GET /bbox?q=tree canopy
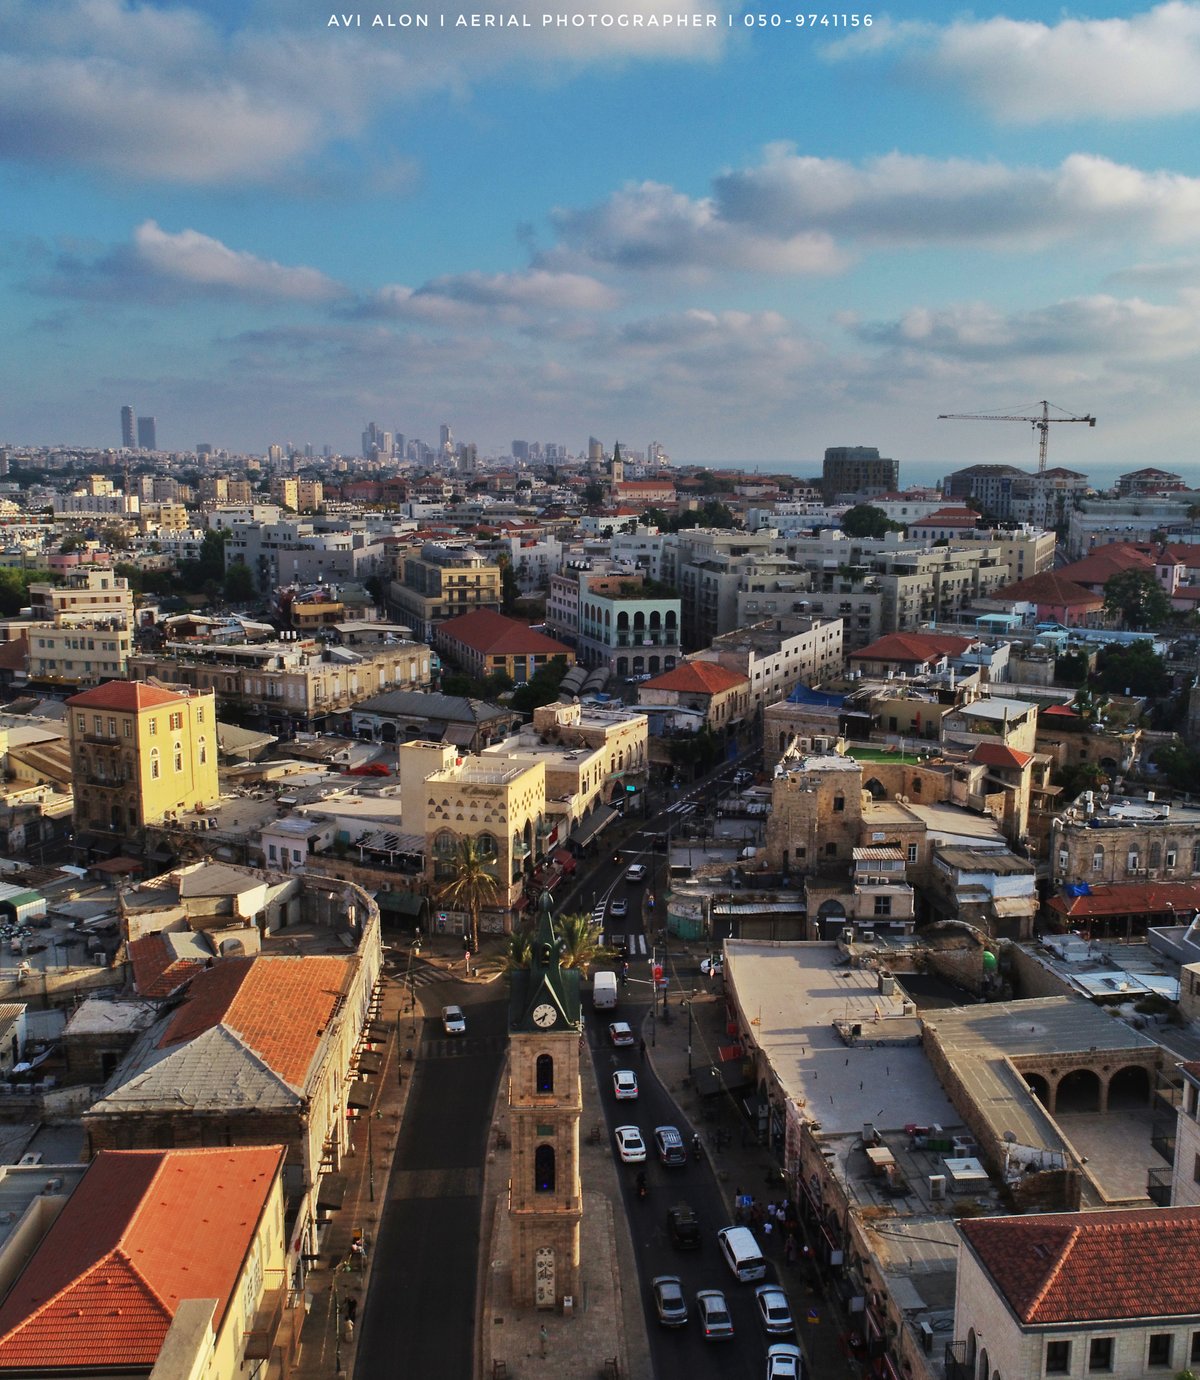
[1103,569,1171,630]
[1092,641,1170,698]
[840,504,905,539]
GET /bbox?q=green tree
[1071,684,1111,723]
[1054,760,1108,803]
[840,504,905,539]
[498,555,521,614]
[503,912,613,977]
[1153,741,1200,792]
[1093,641,1170,697]
[1055,651,1090,687]
[437,837,501,954]
[583,481,606,507]
[1103,569,1171,630]
[0,569,30,617]
[510,654,571,714]
[223,561,256,602]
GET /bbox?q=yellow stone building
[67,680,220,849]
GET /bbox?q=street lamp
[685,989,695,1074]
[406,926,422,1036]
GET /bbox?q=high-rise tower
[137,416,157,451]
[120,406,135,449]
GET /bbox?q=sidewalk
[643,966,856,1380]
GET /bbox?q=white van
[716,1225,767,1282]
[592,971,618,1011]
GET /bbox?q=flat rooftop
[725,941,958,1138]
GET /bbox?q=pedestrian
[639,1038,646,1060]
[785,1233,797,1266]
[539,1324,549,1358]
[345,1296,358,1323]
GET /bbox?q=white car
[625,863,647,883]
[610,897,628,918]
[755,1284,795,1336]
[441,1004,466,1035]
[608,1021,636,1047]
[766,1342,805,1379]
[700,955,724,978]
[614,1125,647,1163]
[613,1069,639,1100]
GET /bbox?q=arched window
[536,1054,554,1093]
[1092,846,1104,873]
[150,748,160,780]
[534,1144,555,1193]
[434,830,458,880]
[1150,842,1162,869]
[476,832,497,860]
[1127,849,1141,874]
[173,745,183,773]
[1193,841,1200,873]
[198,735,207,765]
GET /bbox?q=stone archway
[1025,1072,1050,1107]
[380,721,397,743]
[1107,1063,1152,1110]
[864,777,886,802]
[1056,1067,1102,1113]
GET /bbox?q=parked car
[696,1289,734,1340]
[614,1125,646,1163]
[625,863,647,883]
[766,1343,805,1379]
[755,1284,795,1336]
[613,1069,639,1100]
[610,897,628,918]
[700,954,724,978]
[667,1202,701,1250]
[651,1275,688,1327]
[608,1021,635,1047]
[441,1005,466,1035]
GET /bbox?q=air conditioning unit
[919,1321,934,1353]
[928,1174,946,1201]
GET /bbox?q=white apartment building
[27,614,132,687]
[1068,494,1200,558]
[690,616,844,715]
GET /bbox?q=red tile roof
[990,571,1104,608]
[971,742,1034,771]
[849,632,973,665]
[158,955,351,1087]
[1047,881,1200,919]
[1041,704,1081,718]
[128,933,207,1000]
[641,661,749,695]
[911,507,979,525]
[439,610,574,658]
[960,1208,1200,1323]
[1059,543,1154,588]
[66,681,190,711]
[0,1146,283,1369]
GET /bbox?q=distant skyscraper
[136,416,157,450]
[512,440,529,462]
[439,423,453,455]
[121,405,135,449]
[821,446,898,501]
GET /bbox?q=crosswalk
[385,961,450,989]
[664,800,698,817]
[599,932,648,956]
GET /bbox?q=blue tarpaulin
[786,684,845,707]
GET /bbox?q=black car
[667,1202,701,1250]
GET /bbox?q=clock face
[532,1003,558,1028]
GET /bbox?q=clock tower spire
[507,891,583,1309]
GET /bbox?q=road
[354,977,507,1379]
[589,990,792,1377]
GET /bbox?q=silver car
[651,1275,688,1327]
[755,1283,795,1336]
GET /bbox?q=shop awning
[569,803,618,848]
[375,890,428,920]
[356,1051,383,1074]
[317,1173,348,1211]
[368,1021,391,1042]
[346,1083,374,1110]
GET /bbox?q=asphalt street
[354,978,507,1379]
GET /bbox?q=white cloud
[825,1,1200,123]
[849,294,1200,364]
[547,149,1200,276]
[367,268,619,323]
[132,222,343,302]
[0,0,732,186]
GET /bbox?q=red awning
[718,1043,744,1062]
[554,848,577,874]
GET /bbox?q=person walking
[539,1324,549,1358]
[639,1037,646,1060]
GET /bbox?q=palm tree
[503,911,614,977]
[437,837,501,954]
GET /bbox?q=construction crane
[938,400,1096,474]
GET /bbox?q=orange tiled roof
[849,632,973,664]
[641,661,749,694]
[1047,881,1200,919]
[0,1146,283,1369]
[66,681,189,711]
[438,609,574,658]
[128,933,207,1000]
[960,1208,1200,1323]
[971,742,1034,771]
[158,955,351,1087]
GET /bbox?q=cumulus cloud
[367,268,620,323]
[824,1,1200,123]
[28,221,345,304]
[848,294,1200,364]
[546,149,1200,277]
[0,0,731,186]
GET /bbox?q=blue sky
[3,0,1200,476]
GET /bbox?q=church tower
[507,892,583,1308]
[607,441,624,500]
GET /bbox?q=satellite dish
[1003,1130,1017,1143]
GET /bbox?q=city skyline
[3,0,1200,471]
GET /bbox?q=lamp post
[685,989,695,1074]
[407,927,422,1036]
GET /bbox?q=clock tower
[507,890,583,1309]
